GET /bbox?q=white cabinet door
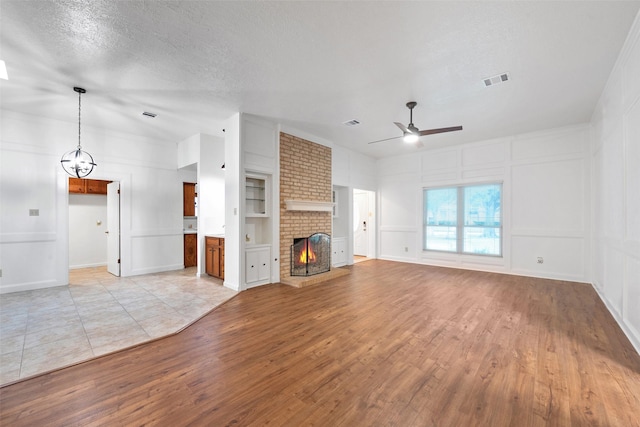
[332,237,347,267]
[246,246,271,287]
[246,250,259,284]
[257,248,270,282]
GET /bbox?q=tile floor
[0,267,237,386]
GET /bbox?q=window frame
[423,182,503,257]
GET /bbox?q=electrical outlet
[29,209,39,216]
[537,257,544,264]
[404,247,409,252]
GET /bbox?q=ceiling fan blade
[418,126,463,136]
[367,135,403,145]
[394,122,409,133]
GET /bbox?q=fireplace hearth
[291,233,331,277]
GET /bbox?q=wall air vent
[343,119,360,126]
[483,72,510,87]
[142,111,157,118]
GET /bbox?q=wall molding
[0,279,59,295]
[0,232,57,243]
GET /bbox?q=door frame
[106,181,121,276]
[66,173,125,278]
[352,188,376,259]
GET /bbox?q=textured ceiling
[1,1,638,158]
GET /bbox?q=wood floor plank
[1,260,639,426]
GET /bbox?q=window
[424,183,502,256]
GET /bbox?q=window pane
[425,188,457,226]
[464,184,501,226]
[463,227,501,255]
[423,183,502,257]
[425,226,457,251]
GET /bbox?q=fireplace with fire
[291,233,331,277]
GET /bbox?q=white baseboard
[69,263,107,270]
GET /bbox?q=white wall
[224,113,242,291]
[68,194,108,269]
[0,111,184,293]
[591,12,640,352]
[377,124,591,282]
[198,134,226,275]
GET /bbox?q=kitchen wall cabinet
[183,182,196,216]
[245,245,270,287]
[206,236,224,279]
[184,234,197,268]
[86,180,108,194]
[68,178,109,195]
[69,178,85,193]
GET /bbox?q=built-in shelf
[246,175,267,216]
[285,200,334,212]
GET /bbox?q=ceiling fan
[368,101,463,147]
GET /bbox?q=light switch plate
[29,209,39,216]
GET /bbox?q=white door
[353,190,368,256]
[106,181,120,276]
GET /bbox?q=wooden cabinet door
[212,246,221,278]
[86,179,108,195]
[205,237,224,279]
[184,234,197,267]
[219,245,225,279]
[69,178,85,193]
[183,183,196,216]
[206,243,214,276]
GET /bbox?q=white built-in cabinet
[244,171,273,288]
[246,245,271,287]
[241,114,279,288]
[332,237,347,267]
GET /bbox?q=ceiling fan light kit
[403,133,419,143]
[368,101,463,146]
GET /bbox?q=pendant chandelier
[60,87,96,178]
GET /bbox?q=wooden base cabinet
[206,236,224,279]
[184,234,197,268]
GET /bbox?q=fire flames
[298,241,317,264]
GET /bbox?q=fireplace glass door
[291,233,331,276]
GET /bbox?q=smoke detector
[483,72,510,87]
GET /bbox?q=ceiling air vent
[483,72,510,87]
[142,111,157,118]
[343,119,360,126]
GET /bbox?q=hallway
[0,267,236,385]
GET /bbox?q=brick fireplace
[279,133,332,282]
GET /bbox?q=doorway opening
[353,188,376,262]
[68,178,120,277]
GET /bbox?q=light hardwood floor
[1,260,638,426]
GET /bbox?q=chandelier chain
[78,90,82,150]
